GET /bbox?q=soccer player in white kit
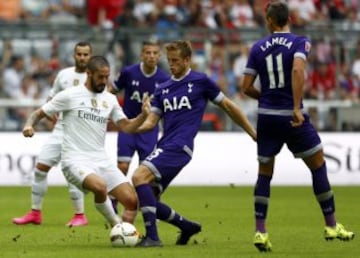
[13,42,92,226]
[21,56,150,227]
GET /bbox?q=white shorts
[37,131,62,167]
[61,157,129,193]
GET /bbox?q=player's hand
[290,109,304,127]
[141,95,151,115]
[22,126,35,137]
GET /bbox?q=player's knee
[91,181,107,197]
[132,166,152,186]
[131,172,143,186]
[124,194,138,210]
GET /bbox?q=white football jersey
[42,85,127,161]
[49,67,87,98]
[48,67,87,139]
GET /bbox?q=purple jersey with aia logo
[151,69,224,154]
[113,63,169,118]
[113,63,169,162]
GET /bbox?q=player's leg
[156,201,201,245]
[133,148,193,247]
[132,164,162,247]
[252,114,283,251]
[62,162,121,227]
[81,174,120,226]
[302,150,355,241]
[108,182,137,223]
[65,183,88,227]
[112,132,135,213]
[253,158,274,252]
[290,115,354,241]
[12,162,51,225]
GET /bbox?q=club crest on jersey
[102,101,108,109]
[73,79,79,86]
[91,98,98,108]
[188,83,193,93]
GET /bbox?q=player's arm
[241,74,260,100]
[218,97,257,141]
[115,96,152,133]
[290,56,306,127]
[136,112,160,133]
[22,108,51,137]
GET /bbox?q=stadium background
[0,0,360,185]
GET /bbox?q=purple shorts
[117,128,158,162]
[142,146,192,192]
[257,113,322,162]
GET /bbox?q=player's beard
[76,60,87,73]
[90,77,106,93]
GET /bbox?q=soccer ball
[110,222,140,247]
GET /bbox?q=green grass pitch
[1,186,358,258]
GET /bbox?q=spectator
[338,64,359,102]
[21,0,50,21]
[2,55,25,99]
[229,0,256,28]
[288,0,317,27]
[2,55,26,129]
[0,0,22,23]
[87,0,125,27]
[48,0,86,24]
[351,40,360,84]
[306,60,336,100]
[155,5,181,41]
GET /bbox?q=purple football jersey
[151,70,224,152]
[113,63,170,118]
[244,32,311,111]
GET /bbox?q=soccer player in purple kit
[241,1,354,252]
[110,41,169,213]
[131,40,257,247]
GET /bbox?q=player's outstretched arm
[115,95,152,133]
[22,108,48,137]
[218,97,257,141]
[136,112,160,133]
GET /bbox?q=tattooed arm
[22,109,50,137]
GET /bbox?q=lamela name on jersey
[260,36,293,51]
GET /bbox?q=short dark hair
[87,56,109,72]
[165,40,192,58]
[74,41,92,53]
[266,1,289,27]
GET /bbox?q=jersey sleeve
[113,68,128,91]
[294,36,311,61]
[42,89,69,117]
[109,95,127,122]
[204,77,224,104]
[244,45,259,76]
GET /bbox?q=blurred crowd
[1,0,360,131]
